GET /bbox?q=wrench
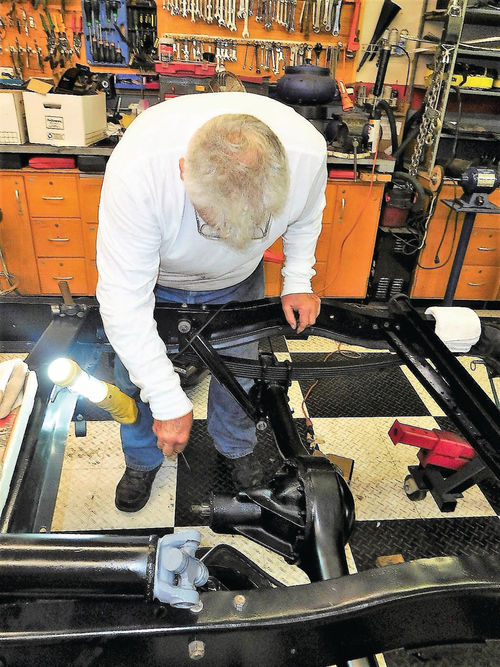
[242,0,250,37]
[332,0,342,36]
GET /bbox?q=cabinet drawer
[32,219,84,257]
[464,229,500,266]
[79,176,103,223]
[25,174,79,217]
[37,258,88,294]
[84,223,98,260]
[455,265,500,301]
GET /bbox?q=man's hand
[281,293,321,334]
[153,411,193,456]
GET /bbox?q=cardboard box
[0,91,27,145]
[25,77,53,95]
[22,91,107,147]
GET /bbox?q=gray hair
[182,114,289,249]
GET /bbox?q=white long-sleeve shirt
[97,92,327,420]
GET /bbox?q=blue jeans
[114,262,265,470]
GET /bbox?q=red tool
[71,12,83,58]
[346,0,362,58]
[336,80,354,111]
[389,420,475,471]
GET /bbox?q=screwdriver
[103,31,111,62]
[110,0,120,21]
[83,0,92,26]
[97,24,105,61]
[109,41,117,63]
[90,24,99,61]
[91,0,100,24]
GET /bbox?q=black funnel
[357,0,401,71]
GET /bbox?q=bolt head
[188,640,205,660]
[178,319,192,334]
[233,594,246,611]
[256,419,267,432]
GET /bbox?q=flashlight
[47,358,138,424]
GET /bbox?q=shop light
[47,358,138,424]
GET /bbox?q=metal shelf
[413,84,500,97]
[457,46,500,60]
[440,131,500,142]
[0,143,115,156]
[448,86,500,97]
[326,154,396,173]
[425,7,500,26]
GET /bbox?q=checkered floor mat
[2,314,500,665]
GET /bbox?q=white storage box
[22,91,107,147]
[0,90,27,145]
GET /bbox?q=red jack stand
[389,420,475,470]
[388,420,487,512]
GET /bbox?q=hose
[391,171,426,213]
[375,99,398,156]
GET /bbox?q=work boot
[230,454,264,490]
[115,464,162,512]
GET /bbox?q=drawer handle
[338,198,346,224]
[477,247,496,251]
[52,275,73,280]
[467,282,486,287]
[15,189,24,216]
[42,196,64,201]
[47,237,70,242]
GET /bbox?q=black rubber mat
[349,516,500,573]
[290,352,430,418]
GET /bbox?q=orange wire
[301,350,335,419]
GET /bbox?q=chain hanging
[408,44,455,178]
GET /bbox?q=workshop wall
[356,0,437,88]
[0,1,364,85]
[0,1,437,92]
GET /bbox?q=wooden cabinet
[24,172,90,296]
[411,184,500,300]
[2,170,385,300]
[0,174,40,294]
[266,180,384,298]
[319,181,384,297]
[0,170,102,296]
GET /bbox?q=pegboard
[0,0,360,84]
[158,0,359,81]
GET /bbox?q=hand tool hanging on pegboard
[71,12,83,58]
[82,0,132,66]
[126,0,157,68]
